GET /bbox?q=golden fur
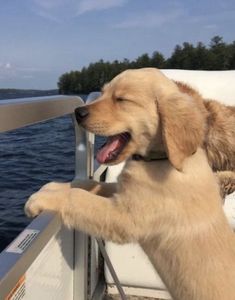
[25,68,235,300]
[175,81,235,172]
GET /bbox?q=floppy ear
[158,93,206,170]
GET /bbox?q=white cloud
[188,9,235,24]
[5,63,12,69]
[0,62,17,80]
[204,24,218,30]
[31,0,77,22]
[17,66,49,73]
[0,62,12,70]
[30,0,129,22]
[0,62,49,81]
[77,0,128,15]
[114,9,185,29]
[22,75,35,79]
[34,9,62,23]
[114,7,235,32]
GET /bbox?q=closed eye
[116,97,126,102]
[116,96,144,108]
[115,95,136,103]
[115,95,141,106]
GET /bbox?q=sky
[0,0,234,89]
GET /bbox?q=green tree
[209,36,230,70]
[228,41,235,69]
[167,42,197,69]
[58,36,235,94]
[151,51,165,68]
[135,53,151,68]
[58,73,72,94]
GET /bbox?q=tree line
[58,36,235,94]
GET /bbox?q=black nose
[75,106,89,124]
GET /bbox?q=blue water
[0,116,76,251]
[0,103,107,252]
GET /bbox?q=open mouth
[96,132,131,164]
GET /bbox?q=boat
[0,70,234,300]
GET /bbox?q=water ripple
[0,116,75,251]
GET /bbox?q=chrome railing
[0,95,99,300]
[0,95,82,133]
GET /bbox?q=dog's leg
[38,180,117,197]
[72,179,117,197]
[216,171,235,199]
[63,189,138,243]
[25,188,137,244]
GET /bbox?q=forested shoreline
[0,89,58,100]
[58,36,235,95]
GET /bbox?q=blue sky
[0,0,234,89]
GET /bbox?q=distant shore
[0,89,59,100]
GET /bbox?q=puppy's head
[75,68,206,168]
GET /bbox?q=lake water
[0,116,76,252]
[0,96,105,252]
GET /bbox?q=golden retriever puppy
[25,68,235,300]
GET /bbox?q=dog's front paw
[25,188,70,218]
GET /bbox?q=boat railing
[0,95,106,300]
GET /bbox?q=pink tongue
[96,136,123,164]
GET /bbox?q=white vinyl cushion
[162,69,235,105]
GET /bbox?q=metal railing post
[72,115,92,300]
